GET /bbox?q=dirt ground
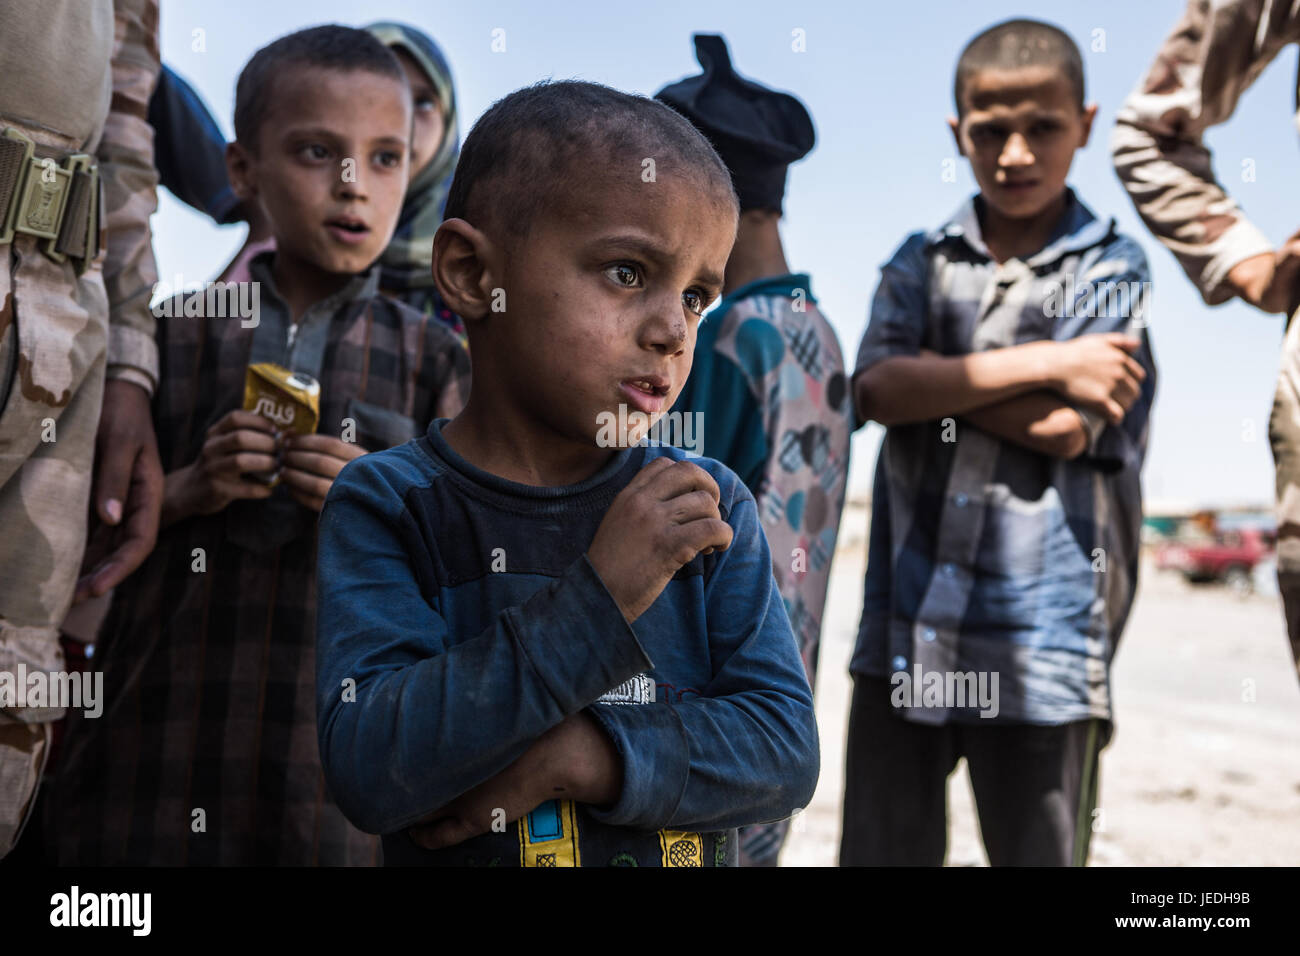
[781,501,1300,866]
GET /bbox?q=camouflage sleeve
[98,0,161,393]
[1111,0,1300,305]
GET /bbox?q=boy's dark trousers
[839,676,1103,867]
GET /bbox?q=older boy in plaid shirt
[842,19,1156,866]
[48,25,467,865]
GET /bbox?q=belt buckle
[43,154,93,268]
[0,128,36,245]
[14,153,72,242]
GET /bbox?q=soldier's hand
[1228,235,1300,315]
[75,380,164,603]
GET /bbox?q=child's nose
[641,296,688,355]
[999,132,1035,168]
[336,160,369,200]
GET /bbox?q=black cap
[655,34,815,213]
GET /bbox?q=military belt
[0,127,100,274]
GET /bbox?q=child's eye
[683,289,707,316]
[376,150,403,168]
[299,143,330,161]
[1030,120,1062,136]
[970,125,1005,145]
[414,96,438,114]
[604,263,643,288]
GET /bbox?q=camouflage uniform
[0,0,160,855]
[1112,0,1300,680]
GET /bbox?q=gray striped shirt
[852,190,1156,727]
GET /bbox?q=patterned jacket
[671,274,852,689]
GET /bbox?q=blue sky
[153,0,1300,507]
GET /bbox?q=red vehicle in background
[1155,528,1276,596]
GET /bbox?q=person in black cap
[657,34,853,867]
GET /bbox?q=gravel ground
[781,503,1300,866]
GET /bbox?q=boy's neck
[270,250,355,323]
[442,399,618,488]
[977,190,1070,265]
[722,209,790,295]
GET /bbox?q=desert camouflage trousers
[0,230,108,857]
[1268,306,1300,685]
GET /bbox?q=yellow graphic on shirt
[658,830,703,867]
[518,799,581,867]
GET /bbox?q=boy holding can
[46,25,468,865]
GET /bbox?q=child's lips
[325,219,371,245]
[620,378,669,415]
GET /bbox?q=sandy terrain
[781,501,1300,866]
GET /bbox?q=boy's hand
[407,712,621,851]
[280,434,366,512]
[1046,333,1146,425]
[1228,235,1300,315]
[586,458,733,623]
[174,410,279,519]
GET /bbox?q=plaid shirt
[852,190,1156,727]
[49,253,469,864]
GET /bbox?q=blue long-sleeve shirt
[315,419,819,866]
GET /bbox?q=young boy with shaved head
[841,19,1156,866]
[315,80,819,867]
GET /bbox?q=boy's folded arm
[856,342,1057,427]
[961,390,1089,459]
[314,460,652,835]
[582,495,820,833]
[854,234,1055,427]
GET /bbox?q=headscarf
[364,22,461,305]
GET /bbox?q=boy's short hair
[954,18,1084,116]
[234,24,407,151]
[443,80,736,241]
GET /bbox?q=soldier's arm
[1111,0,1300,307]
[73,0,164,602]
[99,0,162,393]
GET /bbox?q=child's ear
[433,219,498,321]
[225,141,257,202]
[947,116,966,157]
[1078,103,1099,148]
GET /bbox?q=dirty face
[232,64,412,278]
[470,154,738,454]
[951,65,1094,222]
